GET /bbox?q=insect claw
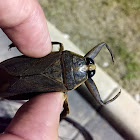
[103,89,121,105]
[8,43,16,50]
[104,43,115,64]
[85,78,121,105]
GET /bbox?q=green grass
[117,46,140,80]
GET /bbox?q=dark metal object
[0,42,120,116]
[62,117,94,140]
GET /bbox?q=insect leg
[85,42,114,63]
[85,78,121,105]
[8,43,16,50]
[60,94,69,118]
[51,42,64,52]
[9,42,64,52]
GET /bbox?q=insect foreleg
[85,42,114,63]
[85,78,121,105]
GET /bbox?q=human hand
[0,0,64,140]
[0,93,65,140]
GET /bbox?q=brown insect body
[0,50,87,100]
[0,42,121,116]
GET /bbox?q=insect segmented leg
[9,43,16,50]
[51,42,64,52]
[60,94,69,118]
[85,78,121,105]
[85,42,114,63]
[9,42,64,52]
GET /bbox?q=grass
[39,0,140,96]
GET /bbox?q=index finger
[0,0,52,58]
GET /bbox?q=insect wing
[0,52,67,99]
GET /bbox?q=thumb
[0,92,65,140]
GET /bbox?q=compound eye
[86,58,95,65]
[88,70,96,78]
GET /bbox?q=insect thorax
[62,51,88,90]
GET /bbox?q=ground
[39,0,140,101]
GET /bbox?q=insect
[0,42,120,116]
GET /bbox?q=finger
[0,92,65,140]
[0,0,52,58]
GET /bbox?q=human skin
[0,0,52,58]
[0,0,64,140]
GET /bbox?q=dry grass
[39,0,140,97]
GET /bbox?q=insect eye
[88,70,96,78]
[86,57,95,65]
